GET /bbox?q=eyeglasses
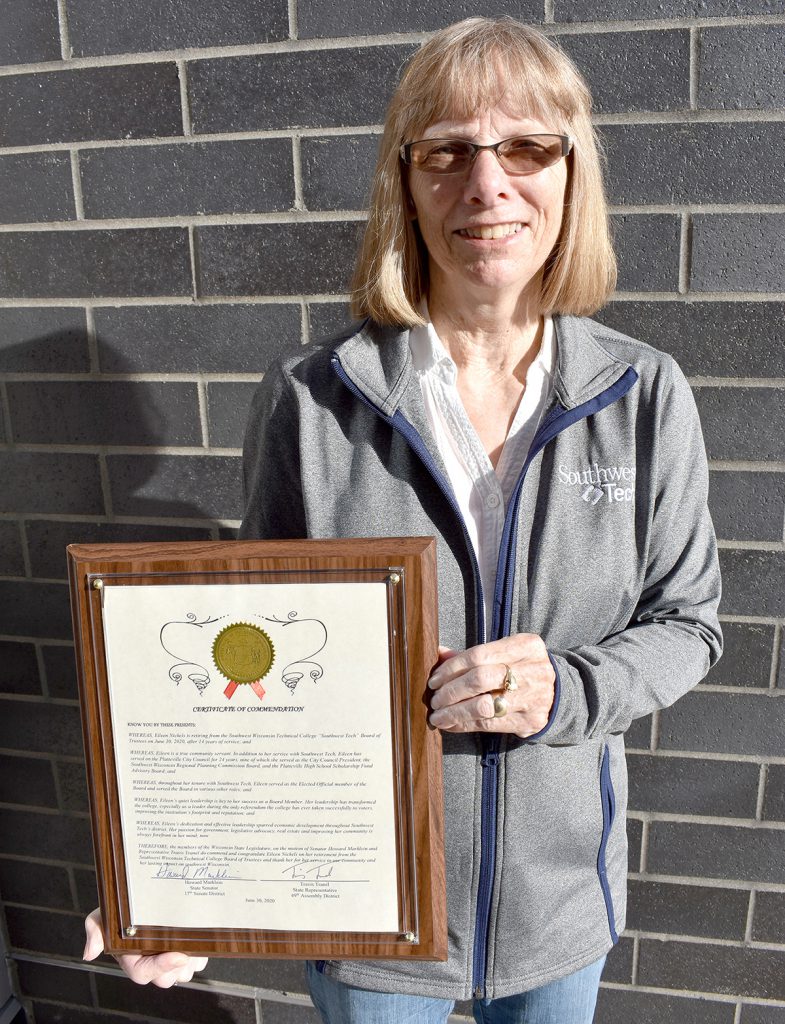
[399,134,573,176]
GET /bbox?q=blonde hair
[351,17,616,326]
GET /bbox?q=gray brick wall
[0,3,783,1022]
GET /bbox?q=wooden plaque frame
[68,538,446,960]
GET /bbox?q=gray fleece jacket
[240,314,722,1000]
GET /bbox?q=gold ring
[492,695,508,718]
[502,665,518,693]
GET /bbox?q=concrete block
[197,221,361,296]
[107,453,243,519]
[0,152,74,223]
[699,25,785,110]
[0,228,191,298]
[67,0,288,57]
[95,303,302,374]
[81,139,294,218]
[8,381,201,445]
[0,308,90,372]
[0,63,182,146]
[692,214,785,293]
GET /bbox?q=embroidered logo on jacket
[559,463,636,505]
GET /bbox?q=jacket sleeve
[238,362,308,541]
[537,357,723,746]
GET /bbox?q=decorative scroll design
[264,611,327,695]
[159,612,220,696]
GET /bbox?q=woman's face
[406,106,569,309]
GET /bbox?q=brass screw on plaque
[125,926,137,937]
[403,932,416,943]
[387,573,401,585]
[92,579,103,591]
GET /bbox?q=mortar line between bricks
[711,462,785,473]
[188,225,199,299]
[544,0,554,23]
[628,929,785,953]
[66,865,81,915]
[3,110,785,160]
[0,381,14,444]
[1,291,783,309]
[0,690,77,705]
[0,126,387,157]
[771,623,782,687]
[626,747,785,763]
[55,0,71,61]
[6,442,243,456]
[2,13,785,75]
[33,640,49,697]
[288,0,298,39]
[177,60,192,136]
[7,205,785,234]
[0,635,73,648]
[69,151,85,220]
[85,306,99,372]
[599,981,740,1004]
[745,889,758,943]
[689,26,700,110]
[733,1004,742,1024]
[0,513,243,529]
[678,212,690,294]
[631,935,640,985]
[17,520,32,579]
[98,454,113,516]
[0,209,369,232]
[650,709,661,751]
[87,969,99,1011]
[0,293,350,308]
[756,764,768,820]
[695,682,785,693]
[197,380,210,447]
[300,299,310,344]
[292,134,305,211]
[629,811,785,830]
[12,990,221,1024]
[639,820,649,873]
[1,370,266,381]
[50,757,65,811]
[716,539,785,552]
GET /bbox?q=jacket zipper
[332,352,637,998]
[330,355,486,644]
[471,367,639,997]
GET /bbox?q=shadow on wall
[0,325,255,1013]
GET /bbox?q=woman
[85,17,722,1022]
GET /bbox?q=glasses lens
[498,135,565,174]
[409,140,473,174]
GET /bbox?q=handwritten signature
[155,863,240,880]
[282,860,339,880]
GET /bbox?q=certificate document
[68,538,445,959]
[102,580,399,933]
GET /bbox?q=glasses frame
[399,133,573,176]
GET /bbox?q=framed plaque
[68,538,446,960]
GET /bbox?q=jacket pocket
[597,744,619,943]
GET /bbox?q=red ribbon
[224,680,266,701]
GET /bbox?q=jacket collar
[333,314,633,417]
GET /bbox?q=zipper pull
[481,750,500,768]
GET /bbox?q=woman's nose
[462,148,511,204]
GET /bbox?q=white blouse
[409,314,557,635]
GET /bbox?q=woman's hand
[428,635,555,738]
[83,909,208,988]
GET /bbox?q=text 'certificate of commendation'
[101,582,399,934]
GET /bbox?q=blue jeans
[306,956,605,1024]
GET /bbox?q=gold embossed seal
[212,623,274,694]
